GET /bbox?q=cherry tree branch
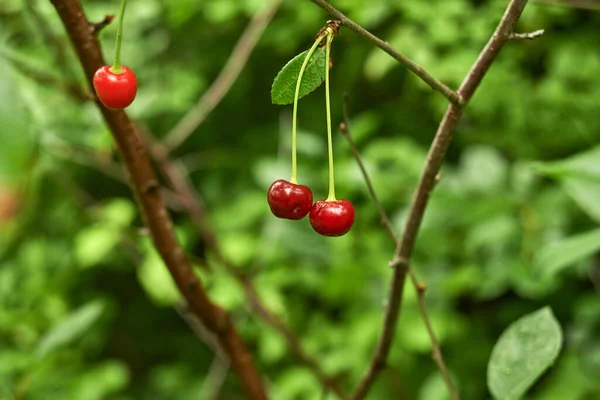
[339,97,458,400]
[163,0,282,151]
[349,1,532,399]
[49,1,267,398]
[308,0,461,105]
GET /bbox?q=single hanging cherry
[267,31,328,220]
[309,28,355,237]
[93,0,137,110]
[267,180,313,220]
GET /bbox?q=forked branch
[339,97,458,400]
[347,0,533,399]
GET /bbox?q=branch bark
[49,1,267,399]
[350,1,531,399]
[308,0,461,105]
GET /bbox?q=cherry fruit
[93,66,137,110]
[309,199,355,237]
[267,180,313,220]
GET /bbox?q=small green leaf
[533,146,600,222]
[75,225,120,269]
[36,300,105,358]
[271,47,326,105]
[533,228,600,277]
[137,245,181,306]
[487,307,563,400]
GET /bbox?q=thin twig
[144,131,346,398]
[49,2,267,398]
[308,0,461,105]
[90,15,115,35]
[25,0,78,82]
[163,0,282,151]
[508,29,545,40]
[339,96,459,400]
[175,304,231,400]
[2,50,91,101]
[350,1,531,399]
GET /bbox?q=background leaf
[534,145,600,222]
[533,228,600,277]
[487,307,563,400]
[271,46,326,105]
[36,300,105,358]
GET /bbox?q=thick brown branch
[163,0,282,151]
[145,134,345,398]
[49,1,267,398]
[339,99,458,400]
[308,0,461,105]
[350,1,531,399]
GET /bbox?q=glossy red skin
[309,199,355,237]
[267,179,313,220]
[93,65,137,110]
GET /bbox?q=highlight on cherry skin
[267,179,313,220]
[309,199,355,237]
[93,65,137,110]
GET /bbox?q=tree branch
[144,132,345,398]
[162,0,282,151]
[350,1,531,399]
[308,0,461,105]
[339,97,458,400]
[49,1,267,398]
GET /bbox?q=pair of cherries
[267,180,355,237]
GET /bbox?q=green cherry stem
[290,32,327,184]
[110,0,128,74]
[324,30,336,201]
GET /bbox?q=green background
[1,0,599,399]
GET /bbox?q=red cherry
[309,199,355,237]
[267,180,313,220]
[93,65,137,110]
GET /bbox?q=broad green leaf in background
[533,228,600,277]
[534,145,600,222]
[75,225,121,269]
[271,47,326,105]
[487,307,563,400]
[137,245,181,306]
[36,300,105,358]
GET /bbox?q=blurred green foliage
[1,0,599,399]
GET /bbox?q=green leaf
[533,228,600,277]
[137,244,181,306]
[36,300,105,358]
[75,225,120,269]
[271,47,326,105]
[534,146,600,222]
[487,307,563,400]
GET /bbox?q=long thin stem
[110,0,127,73]
[290,33,327,184]
[308,0,461,105]
[324,30,335,200]
[349,0,531,399]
